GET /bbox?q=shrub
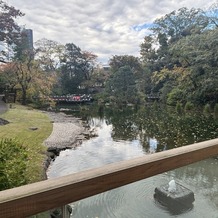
[167,88,185,106]
[153,100,159,110]
[0,138,28,191]
[203,103,211,115]
[176,102,183,114]
[184,101,194,111]
[214,103,218,118]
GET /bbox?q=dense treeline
[0,1,97,106]
[0,1,218,108]
[141,7,218,107]
[104,6,218,108]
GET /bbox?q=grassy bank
[0,103,52,185]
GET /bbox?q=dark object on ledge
[0,118,9,126]
[154,182,195,215]
[29,127,38,131]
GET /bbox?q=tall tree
[169,28,218,104]
[0,62,17,90]
[141,7,210,72]
[206,3,218,28]
[105,66,137,106]
[1,58,56,105]
[60,43,97,94]
[34,38,65,95]
[108,55,145,95]
[81,51,97,80]
[151,7,209,43]
[1,38,57,105]
[0,0,24,63]
[109,55,142,76]
[34,38,64,72]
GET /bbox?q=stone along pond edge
[43,111,98,175]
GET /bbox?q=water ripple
[47,118,218,218]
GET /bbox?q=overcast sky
[9,0,216,64]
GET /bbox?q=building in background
[21,28,33,51]
[0,28,34,62]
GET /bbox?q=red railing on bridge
[51,94,93,103]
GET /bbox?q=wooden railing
[1,138,218,218]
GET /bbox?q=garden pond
[47,104,218,218]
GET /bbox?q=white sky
[9,0,217,64]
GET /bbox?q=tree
[172,29,218,104]
[1,45,57,105]
[108,55,146,96]
[171,28,218,68]
[151,7,209,43]
[140,35,157,67]
[34,38,64,72]
[109,55,142,76]
[34,38,65,95]
[0,0,24,63]
[0,62,17,90]
[81,51,97,80]
[1,60,56,105]
[151,27,218,105]
[139,6,218,105]
[105,66,137,106]
[141,7,210,73]
[206,3,218,28]
[60,43,97,94]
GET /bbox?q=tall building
[21,28,33,51]
[0,28,34,62]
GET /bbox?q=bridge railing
[1,138,218,217]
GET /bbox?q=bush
[184,101,194,111]
[176,102,183,114]
[214,103,218,118]
[153,100,159,110]
[203,103,211,115]
[0,138,28,191]
[137,92,146,105]
[167,88,185,106]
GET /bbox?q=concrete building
[0,28,34,62]
[21,28,33,51]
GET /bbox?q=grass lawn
[0,103,53,184]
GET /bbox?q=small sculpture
[154,179,195,214]
[168,179,177,193]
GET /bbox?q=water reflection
[48,105,218,217]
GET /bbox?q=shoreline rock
[0,118,9,125]
[43,111,97,171]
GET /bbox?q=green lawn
[0,103,53,184]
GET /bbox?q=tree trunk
[21,87,27,105]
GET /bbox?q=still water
[47,105,218,218]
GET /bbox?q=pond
[47,104,218,218]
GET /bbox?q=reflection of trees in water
[75,104,218,153]
[69,104,218,212]
[102,104,218,152]
[104,108,140,141]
